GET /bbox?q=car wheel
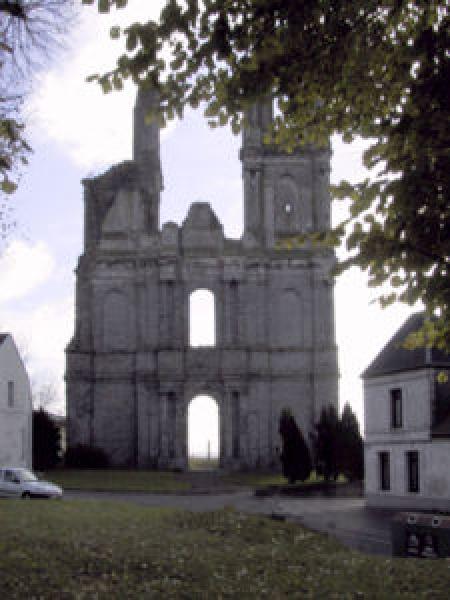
[22,492,32,499]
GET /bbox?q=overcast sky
[0,2,415,452]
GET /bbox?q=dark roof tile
[362,313,450,379]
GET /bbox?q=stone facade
[66,88,338,469]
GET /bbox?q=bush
[279,408,312,484]
[33,409,61,470]
[310,403,364,482]
[65,444,109,469]
[338,403,364,481]
[310,405,340,482]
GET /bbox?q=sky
[0,2,415,452]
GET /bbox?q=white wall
[365,440,450,511]
[364,369,434,443]
[0,336,32,467]
[364,369,450,511]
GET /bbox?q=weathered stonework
[66,88,339,469]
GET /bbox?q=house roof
[362,313,450,379]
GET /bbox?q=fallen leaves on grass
[0,501,449,598]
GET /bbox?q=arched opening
[188,395,219,470]
[189,288,215,347]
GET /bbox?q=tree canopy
[0,1,72,196]
[88,0,449,349]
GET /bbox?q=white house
[363,313,450,511]
[0,334,32,467]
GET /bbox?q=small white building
[363,313,450,512]
[0,334,32,467]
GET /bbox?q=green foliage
[311,404,364,482]
[310,405,340,482]
[45,468,190,492]
[32,408,61,470]
[0,1,71,198]
[65,443,109,469]
[91,0,450,349]
[0,113,30,196]
[279,408,312,484]
[338,403,364,482]
[1,502,449,597]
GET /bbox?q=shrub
[65,444,109,469]
[338,403,364,481]
[310,403,364,482]
[33,408,61,470]
[310,405,340,481]
[279,408,312,484]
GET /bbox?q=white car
[0,467,63,499]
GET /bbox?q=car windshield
[15,469,38,482]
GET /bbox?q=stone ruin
[66,87,338,469]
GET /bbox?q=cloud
[0,294,74,414]
[0,240,55,303]
[0,240,71,413]
[28,1,173,168]
[335,266,414,431]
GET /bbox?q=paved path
[65,490,394,556]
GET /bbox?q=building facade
[0,334,32,467]
[66,88,338,469]
[363,313,450,511]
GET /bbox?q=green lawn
[219,471,287,487]
[0,501,449,598]
[44,469,191,493]
[43,468,289,492]
[188,457,220,470]
[221,470,347,488]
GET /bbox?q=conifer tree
[338,403,364,482]
[310,405,340,482]
[279,408,312,484]
[32,407,61,470]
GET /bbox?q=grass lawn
[189,457,220,470]
[44,469,191,493]
[221,470,347,489]
[43,468,289,492]
[0,500,449,598]
[219,471,287,487]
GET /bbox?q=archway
[188,395,219,470]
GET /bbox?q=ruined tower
[66,87,338,468]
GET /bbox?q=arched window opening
[188,395,219,470]
[189,289,215,347]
